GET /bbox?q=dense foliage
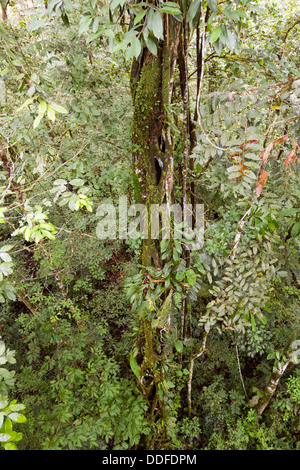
[0,0,299,450]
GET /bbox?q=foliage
[0,0,299,451]
[0,337,26,450]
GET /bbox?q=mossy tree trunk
[129,16,182,444]
[253,338,299,415]
[130,15,183,271]
[130,16,181,233]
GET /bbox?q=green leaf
[151,291,173,329]
[104,28,114,40]
[17,96,35,112]
[3,442,18,450]
[278,208,298,217]
[160,7,181,14]
[113,29,137,52]
[172,248,179,262]
[166,380,175,388]
[110,0,125,9]
[0,263,13,276]
[174,238,182,253]
[86,30,103,43]
[129,348,140,378]
[134,9,147,25]
[69,178,84,187]
[68,196,78,211]
[173,292,182,308]
[225,28,237,51]
[161,3,181,15]
[51,103,68,114]
[235,9,247,19]
[0,433,10,442]
[38,100,47,114]
[186,269,197,286]
[176,270,185,282]
[4,417,12,434]
[0,399,9,410]
[33,113,44,129]
[175,340,183,353]
[161,1,181,8]
[0,245,14,252]
[245,153,261,161]
[224,10,241,21]
[34,232,43,244]
[291,222,300,238]
[207,0,218,12]
[47,105,56,122]
[130,38,142,59]
[210,25,221,43]
[53,179,67,186]
[4,285,16,301]
[187,0,202,29]
[150,9,164,40]
[79,16,93,35]
[8,404,25,413]
[74,199,81,211]
[28,18,47,33]
[250,313,256,331]
[0,252,11,263]
[24,226,31,241]
[8,413,26,424]
[145,37,157,56]
[251,5,265,13]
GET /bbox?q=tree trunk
[252,338,299,415]
[129,16,181,443]
[1,1,8,22]
[130,17,182,263]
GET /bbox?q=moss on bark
[129,18,181,446]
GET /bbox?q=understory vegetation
[0,0,299,450]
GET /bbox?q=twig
[231,207,252,260]
[236,345,248,399]
[187,329,209,418]
[264,114,300,136]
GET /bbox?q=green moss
[132,172,142,203]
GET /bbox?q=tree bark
[129,17,182,442]
[130,17,181,265]
[252,338,300,415]
[1,1,9,22]
[16,290,38,316]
